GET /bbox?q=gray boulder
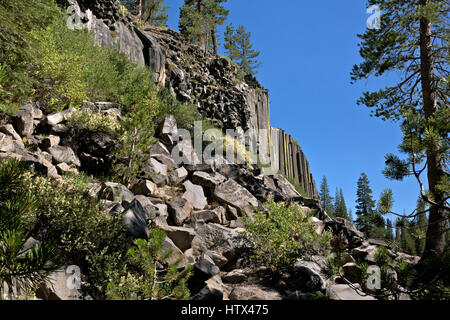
[131,180,158,197]
[13,104,35,137]
[222,270,247,284]
[214,179,259,218]
[144,158,168,187]
[48,145,81,167]
[182,181,207,210]
[168,196,193,226]
[192,171,226,189]
[169,166,188,185]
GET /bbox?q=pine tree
[319,176,334,217]
[224,24,261,75]
[204,0,229,55]
[0,159,59,298]
[355,173,376,236]
[348,208,353,223]
[351,0,449,261]
[396,217,417,255]
[120,0,168,26]
[414,197,428,256]
[334,188,349,219]
[179,0,229,54]
[106,229,193,300]
[386,219,395,242]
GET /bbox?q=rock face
[65,0,319,199]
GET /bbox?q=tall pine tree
[179,0,228,54]
[224,24,261,75]
[355,173,376,236]
[334,188,349,219]
[319,176,334,217]
[351,0,449,261]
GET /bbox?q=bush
[106,229,193,300]
[243,198,331,270]
[66,109,120,134]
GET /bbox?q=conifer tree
[355,173,376,236]
[224,24,261,75]
[120,0,168,26]
[414,197,428,256]
[386,219,395,242]
[351,0,449,261]
[179,0,228,54]
[334,188,349,219]
[319,176,334,217]
[0,159,59,298]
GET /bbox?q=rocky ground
[0,102,420,300]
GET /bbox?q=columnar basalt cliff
[61,0,318,198]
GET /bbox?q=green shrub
[66,109,121,134]
[243,198,331,270]
[114,90,159,186]
[106,229,193,300]
[0,159,59,298]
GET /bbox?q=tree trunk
[212,25,218,55]
[197,0,205,51]
[418,0,447,261]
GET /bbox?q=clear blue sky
[164,0,422,221]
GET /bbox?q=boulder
[325,218,365,249]
[48,145,81,167]
[182,181,207,210]
[162,237,187,268]
[172,139,200,166]
[208,251,228,269]
[192,276,227,301]
[222,270,247,284]
[272,174,301,199]
[122,199,150,239]
[0,124,22,141]
[214,179,259,217]
[342,262,362,284]
[229,285,282,300]
[291,258,328,293]
[192,209,221,224]
[13,104,34,137]
[195,253,220,279]
[133,195,160,220]
[327,284,376,300]
[191,223,252,266]
[167,196,193,226]
[158,116,178,148]
[162,226,197,252]
[46,110,70,126]
[35,266,84,300]
[144,158,168,187]
[192,171,226,189]
[131,180,158,197]
[311,217,325,235]
[169,166,188,185]
[56,162,77,174]
[149,142,171,157]
[98,182,135,207]
[40,135,60,149]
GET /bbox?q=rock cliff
[60,0,318,198]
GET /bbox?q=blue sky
[163,0,422,221]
